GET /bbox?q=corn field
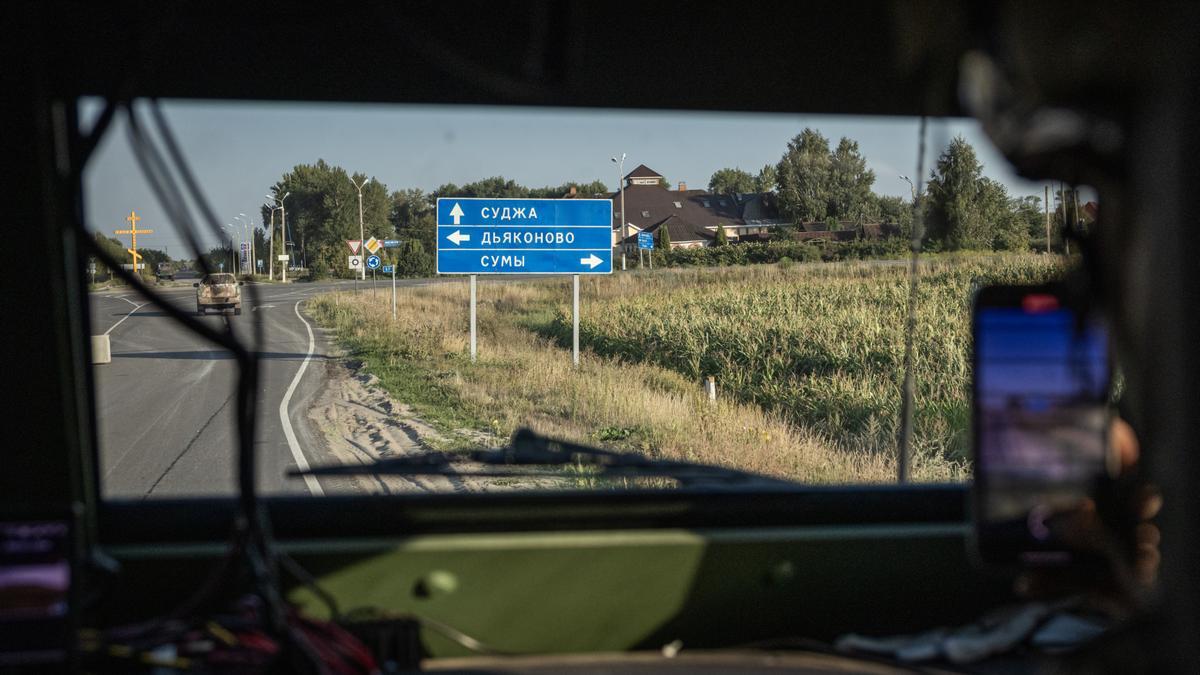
[546,254,1067,467]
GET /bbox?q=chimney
[678,181,687,192]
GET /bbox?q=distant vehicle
[155,262,175,281]
[193,273,243,315]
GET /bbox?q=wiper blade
[289,428,793,487]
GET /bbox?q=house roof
[625,164,663,179]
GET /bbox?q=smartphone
[0,508,79,670]
[971,283,1113,566]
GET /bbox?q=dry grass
[306,255,1065,484]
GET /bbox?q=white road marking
[116,295,140,307]
[104,302,147,336]
[278,300,324,496]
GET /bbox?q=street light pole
[899,175,917,201]
[350,177,371,280]
[266,192,290,281]
[610,153,626,254]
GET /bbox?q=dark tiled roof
[625,164,663,179]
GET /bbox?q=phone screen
[0,519,73,666]
[973,287,1111,565]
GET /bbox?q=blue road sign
[366,255,381,270]
[436,198,613,275]
[382,239,402,248]
[638,231,654,249]
[382,265,394,274]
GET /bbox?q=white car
[193,273,243,315]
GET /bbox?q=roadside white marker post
[622,253,626,270]
[392,266,397,321]
[572,274,580,367]
[469,274,477,362]
[706,376,717,403]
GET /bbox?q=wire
[896,116,929,483]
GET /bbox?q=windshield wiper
[289,428,793,488]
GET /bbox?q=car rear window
[203,274,236,285]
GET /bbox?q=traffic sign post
[366,255,381,298]
[637,230,654,270]
[437,198,612,366]
[383,265,396,320]
[435,198,612,275]
[469,275,477,362]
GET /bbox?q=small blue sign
[382,239,402,248]
[366,255,381,270]
[436,198,613,275]
[638,231,654,249]
[382,265,394,274]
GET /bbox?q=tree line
[261,160,609,278]
[707,129,1083,252]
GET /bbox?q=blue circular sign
[366,255,381,270]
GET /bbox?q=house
[606,165,791,251]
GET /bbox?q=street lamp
[222,224,238,273]
[239,213,255,276]
[610,153,626,251]
[899,175,917,201]
[266,192,290,281]
[350,176,372,280]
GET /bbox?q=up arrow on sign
[449,202,465,225]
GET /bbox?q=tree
[874,195,913,236]
[657,225,672,249]
[776,128,833,224]
[708,167,755,196]
[389,188,435,254]
[754,164,777,193]
[395,240,433,277]
[924,136,990,249]
[979,179,1028,251]
[713,223,729,246]
[828,138,876,222]
[269,160,391,277]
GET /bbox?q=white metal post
[279,196,289,283]
[268,207,275,281]
[572,274,580,367]
[351,177,369,280]
[469,275,478,362]
[392,265,397,320]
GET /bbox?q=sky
[82,99,1051,257]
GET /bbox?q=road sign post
[469,275,477,362]
[437,198,611,364]
[383,264,396,319]
[572,274,580,367]
[366,255,381,298]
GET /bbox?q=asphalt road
[90,272,417,500]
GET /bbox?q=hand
[1014,418,1161,611]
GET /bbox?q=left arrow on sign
[449,203,465,225]
[580,253,603,269]
[446,230,470,246]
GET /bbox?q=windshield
[82,100,1083,499]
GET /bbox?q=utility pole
[351,176,371,280]
[1044,185,1051,254]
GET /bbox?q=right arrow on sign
[446,230,470,246]
[580,253,603,269]
[449,203,464,225]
